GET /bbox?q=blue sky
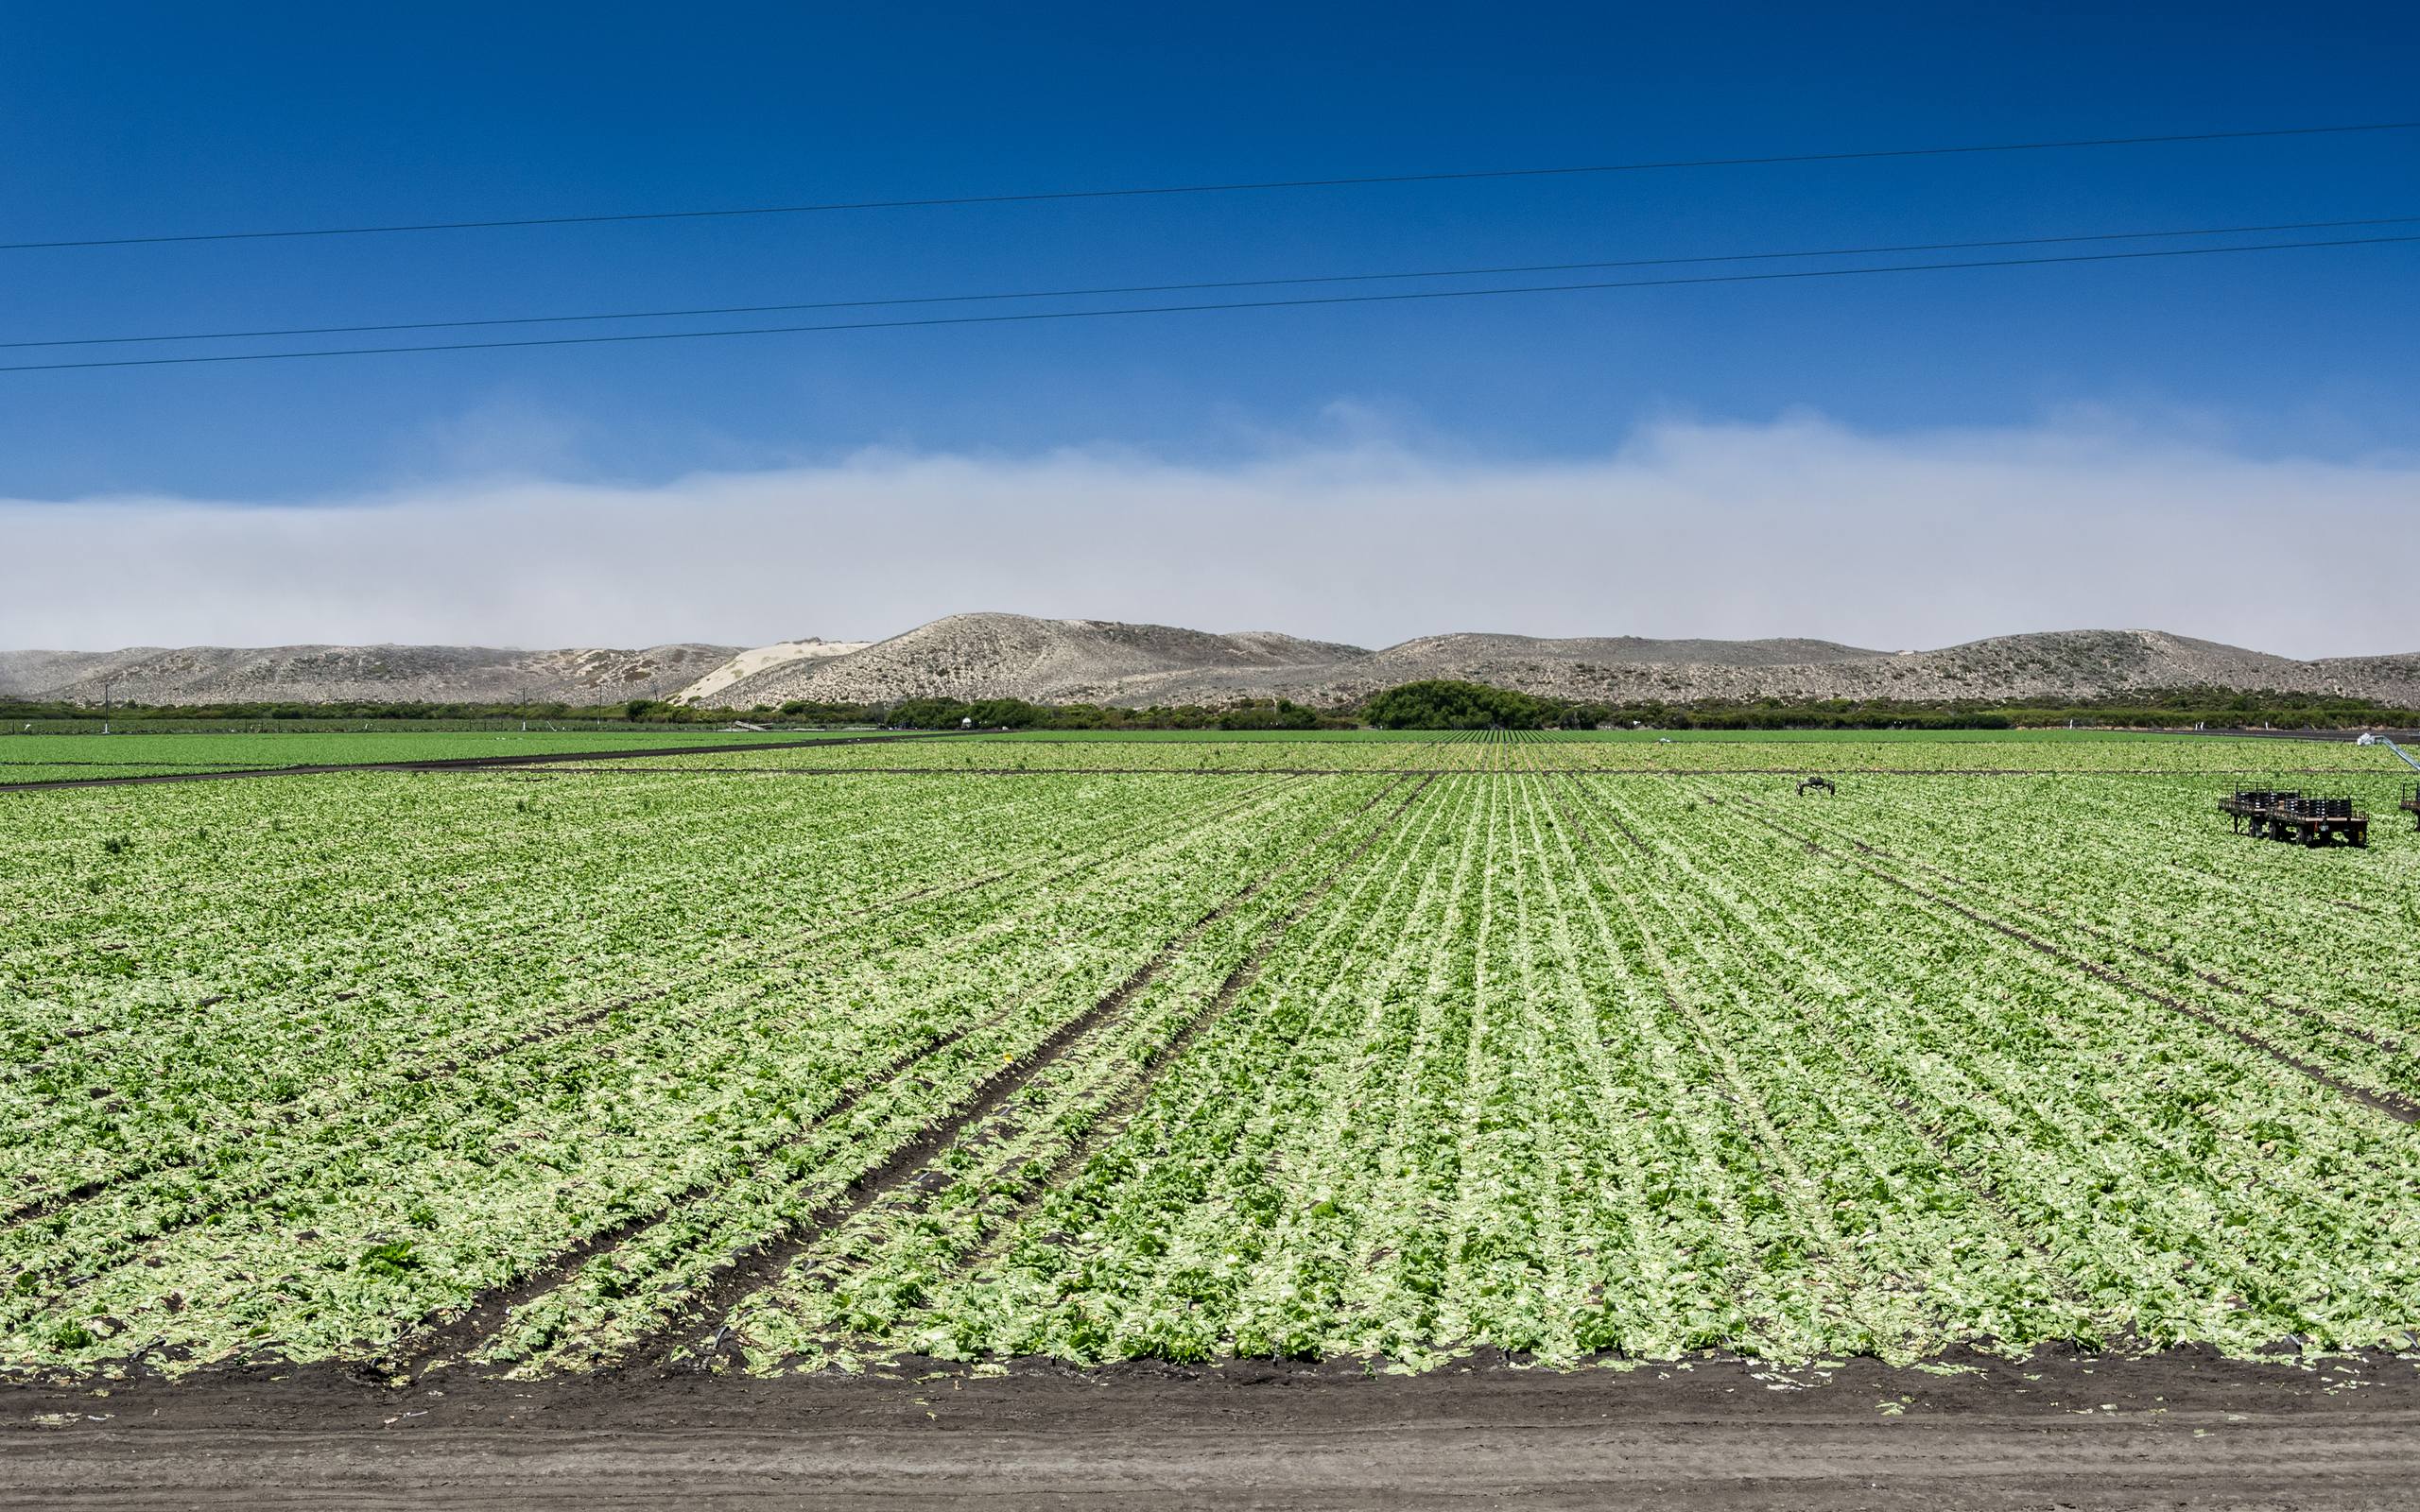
[3,3,2416,651]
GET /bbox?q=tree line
[7,681,2414,733]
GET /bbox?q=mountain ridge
[7,617,2418,708]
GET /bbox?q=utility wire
[2,232,2410,374]
[7,215,2411,352]
[5,121,2414,253]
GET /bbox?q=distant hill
[8,618,2419,709]
[707,613,1370,707]
[0,644,736,705]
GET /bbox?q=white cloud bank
[5,414,2414,659]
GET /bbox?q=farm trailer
[2219,789,2370,848]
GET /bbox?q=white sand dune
[671,640,873,705]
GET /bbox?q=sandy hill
[0,644,736,705]
[671,639,872,705]
[1237,628,2420,707]
[700,619,2420,708]
[705,613,1369,706]
[9,619,2419,709]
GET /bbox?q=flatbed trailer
[2401,781,2420,833]
[2220,788,2369,848]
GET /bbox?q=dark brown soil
[6,1349,2415,1509]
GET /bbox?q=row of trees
[1362,680,1583,730]
[9,683,2415,733]
[1366,679,2420,731]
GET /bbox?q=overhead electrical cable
[5,215,2411,352]
[1,231,2410,374]
[3,121,2413,252]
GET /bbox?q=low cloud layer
[7,415,2413,659]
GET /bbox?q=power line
[7,215,2411,352]
[4,232,2409,375]
[6,121,2415,253]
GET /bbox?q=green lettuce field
[5,730,2417,1381]
[0,727,848,787]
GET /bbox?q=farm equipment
[1797,776,1837,797]
[2219,788,2368,848]
[2382,737,2420,833]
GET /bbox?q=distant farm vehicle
[2219,789,2368,848]
[1798,776,1837,797]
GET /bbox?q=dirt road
[5,1350,2414,1510]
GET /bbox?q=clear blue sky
[2,4,2416,654]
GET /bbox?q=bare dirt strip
[3,1350,2415,1510]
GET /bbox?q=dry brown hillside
[711,614,2420,706]
[706,618,2420,708]
[0,644,735,705]
[708,613,1368,706]
[9,618,2418,708]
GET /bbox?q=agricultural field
[0,726,886,787]
[578,726,2407,775]
[4,730,2419,1385]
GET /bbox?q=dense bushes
[8,683,2413,734]
[1357,681,2420,731]
[1362,680,1577,730]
